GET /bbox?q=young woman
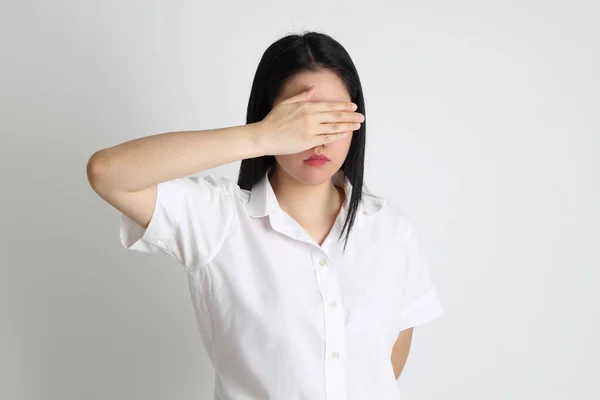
[87,31,443,400]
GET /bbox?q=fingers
[313,110,363,135]
[316,121,361,137]
[316,131,352,145]
[309,101,357,112]
[313,110,365,124]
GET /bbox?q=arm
[87,87,360,230]
[391,327,414,380]
[86,123,265,229]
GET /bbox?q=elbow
[86,149,110,192]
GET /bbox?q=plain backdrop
[1,1,598,399]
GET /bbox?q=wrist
[246,121,270,157]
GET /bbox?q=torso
[120,172,443,400]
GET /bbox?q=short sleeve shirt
[120,168,444,400]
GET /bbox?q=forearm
[391,328,414,380]
[88,122,265,192]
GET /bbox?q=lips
[305,154,329,161]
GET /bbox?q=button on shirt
[120,168,444,400]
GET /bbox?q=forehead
[276,70,351,103]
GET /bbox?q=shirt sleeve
[396,224,444,332]
[119,174,238,269]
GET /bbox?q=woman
[87,31,443,400]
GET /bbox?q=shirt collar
[243,167,384,221]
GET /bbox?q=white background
[1,1,598,399]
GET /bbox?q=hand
[256,85,364,156]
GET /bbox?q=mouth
[304,154,329,166]
[305,154,329,161]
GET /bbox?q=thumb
[280,85,315,105]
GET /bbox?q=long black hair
[238,31,368,251]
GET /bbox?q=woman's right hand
[256,85,365,156]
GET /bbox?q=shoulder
[361,191,414,242]
[184,174,243,197]
[186,173,236,187]
[184,174,258,215]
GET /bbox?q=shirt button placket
[315,254,347,400]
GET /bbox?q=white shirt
[120,168,443,400]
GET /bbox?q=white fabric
[120,168,444,400]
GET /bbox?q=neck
[269,167,345,226]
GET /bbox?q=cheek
[336,133,353,152]
[324,138,352,165]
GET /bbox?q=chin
[295,163,340,183]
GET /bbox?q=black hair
[237,31,368,252]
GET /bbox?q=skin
[268,70,414,380]
[392,327,414,379]
[269,70,353,246]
